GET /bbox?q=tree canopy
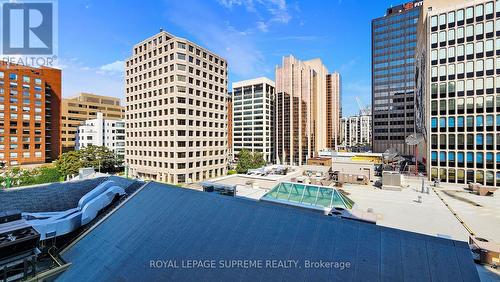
[55,145,122,177]
[236,149,266,174]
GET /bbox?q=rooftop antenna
[406,133,424,176]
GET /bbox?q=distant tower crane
[355,96,371,116]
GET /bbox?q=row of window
[430,168,500,187]
[431,41,499,67]
[431,115,500,132]
[430,2,498,31]
[430,77,500,98]
[431,95,500,115]
[431,21,498,48]
[127,158,225,170]
[0,72,42,84]
[126,87,225,104]
[0,151,43,158]
[127,96,224,111]
[431,151,500,170]
[431,133,500,150]
[131,39,225,68]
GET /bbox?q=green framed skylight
[261,182,355,211]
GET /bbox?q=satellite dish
[406,133,424,146]
[382,148,398,161]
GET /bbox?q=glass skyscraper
[372,1,422,155]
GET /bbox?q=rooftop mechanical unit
[0,211,40,281]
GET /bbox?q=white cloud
[217,0,293,31]
[98,60,124,75]
[256,21,269,32]
[166,1,268,79]
[265,0,291,24]
[56,58,124,101]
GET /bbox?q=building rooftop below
[0,176,141,213]
[262,182,354,212]
[55,181,479,282]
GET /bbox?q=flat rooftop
[341,178,500,244]
[341,180,469,241]
[0,176,142,213]
[434,182,500,243]
[56,181,479,281]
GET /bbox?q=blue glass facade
[372,3,421,155]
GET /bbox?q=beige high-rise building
[125,30,228,184]
[417,0,500,186]
[275,55,341,165]
[327,72,342,149]
[61,93,124,152]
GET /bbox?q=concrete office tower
[62,93,124,153]
[417,0,500,186]
[226,93,233,161]
[275,55,335,165]
[0,62,61,167]
[372,1,422,155]
[326,72,342,150]
[75,112,126,159]
[125,30,228,184]
[340,114,372,149]
[232,77,275,163]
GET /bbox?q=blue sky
[58,0,397,116]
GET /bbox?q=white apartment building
[75,112,125,159]
[124,30,228,184]
[340,114,372,148]
[419,0,500,186]
[232,77,275,163]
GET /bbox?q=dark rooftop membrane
[57,182,479,282]
[0,176,142,213]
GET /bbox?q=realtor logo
[1,1,54,55]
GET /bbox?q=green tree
[236,149,253,174]
[252,152,266,168]
[55,150,84,177]
[55,145,121,178]
[36,167,63,183]
[236,149,267,174]
[79,145,119,172]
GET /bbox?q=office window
[457,63,464,76]
[439,14,446,26]
[485,40,494,54]
[448,11,455,24]
[466,7,474,21]
[457,44,464,57]
[431,33,438,45]
[439,31,446,43]
[476,23,484,37]
[448,64,455,76]
[486,21,494,34]
[431,16,438,28]
[485,2,494,15]
[476,4,484,18]
[476,60,484,72]
[431,50,439,62]
[466,43,474,56]
[457,27,465,41]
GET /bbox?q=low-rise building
[232,77,275,163]
[340,114,371,150]
[75,112,125,159]
[62,93,124,153]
